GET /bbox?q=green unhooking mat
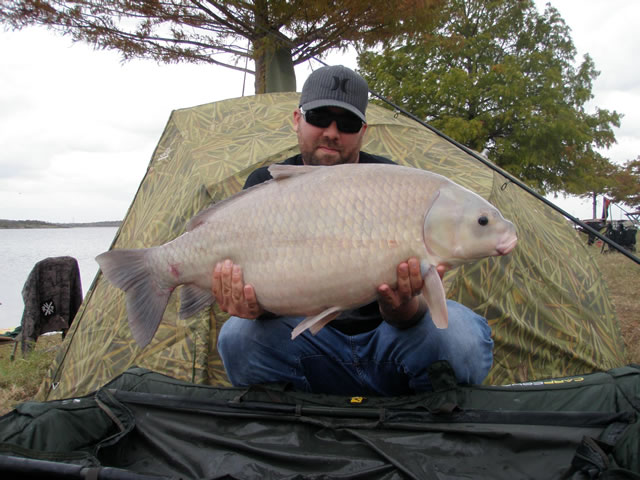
[1,364,639,479]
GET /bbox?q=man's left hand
[377,258,447,327]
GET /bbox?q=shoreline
[0,219,121,229]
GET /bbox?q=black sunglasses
[300,107,364,134]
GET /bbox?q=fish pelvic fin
[420,261,449,329]
[96,248,172,348]
[179,284,215,319]
[291,306,342,340]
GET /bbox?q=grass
[589,231,640,365]
[0,334,62,416]
[0,233,638,416]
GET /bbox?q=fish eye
[478,216,489,226]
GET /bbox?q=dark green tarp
[2,365,639,479]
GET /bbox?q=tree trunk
[252,0,296,94]
[254,45,267,94]
[592,192,597,219]
[253,43,296,94]
[265,46,296,93]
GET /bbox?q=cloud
[546,1,640,161]
[0,26,254,222]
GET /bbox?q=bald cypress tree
[1,0,443,93]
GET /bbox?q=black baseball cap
[299,65,369,122]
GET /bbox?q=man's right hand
[212,259,264,319]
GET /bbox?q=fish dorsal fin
[268,164,323,180]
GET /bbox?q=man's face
[293,107,368,165]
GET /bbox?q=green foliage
[608,158,640,209]
[357,0,621,196]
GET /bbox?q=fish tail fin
[96,248,172,348]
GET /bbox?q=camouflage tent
[36,93,625,401]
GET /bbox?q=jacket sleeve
[243,167,272,189]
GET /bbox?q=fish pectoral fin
[421,262,449,329]
[268,164,323,180]
[291,306,342,340]
[179,284,215,319]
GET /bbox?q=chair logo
[41,299,56,317]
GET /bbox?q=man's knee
[441,301,493,384]
[217,315,307,388]
[218,316,248,360]
[406,301,493,385]
[217,317,254,384]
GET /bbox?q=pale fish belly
[201,167,438,315]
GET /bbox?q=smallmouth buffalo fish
[97,163,518,348]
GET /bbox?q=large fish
[97,163,517,348]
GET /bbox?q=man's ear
[293,109,302,132]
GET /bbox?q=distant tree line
[0,220,121,229]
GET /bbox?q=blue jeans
[217,300,493,396]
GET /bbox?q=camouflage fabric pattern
[37,93,625,401]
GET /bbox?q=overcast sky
[1,0,638,223]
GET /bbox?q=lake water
[0,227,119,331]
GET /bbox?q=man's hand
[377,258,448,327]
[212,259,264,319]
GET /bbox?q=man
[214,65,493,396]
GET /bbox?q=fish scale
[97,163,517,347]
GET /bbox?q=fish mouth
[495,235,518,256]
